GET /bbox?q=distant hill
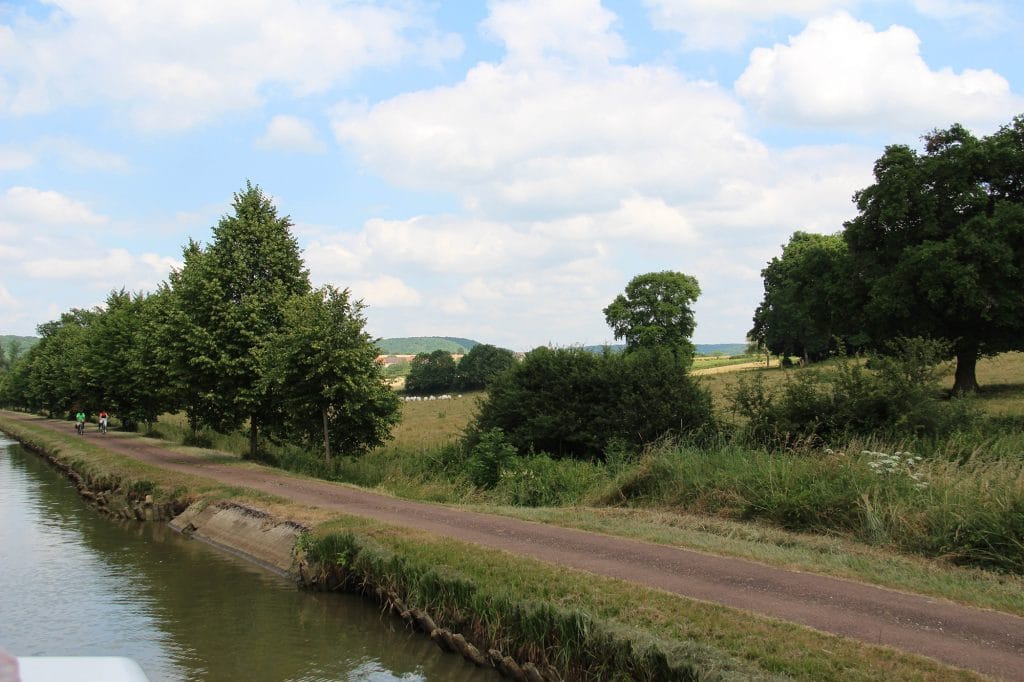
[376,336,481,355]
[0,335,38,352]
[695,343,747,356]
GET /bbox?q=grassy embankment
[0,411,980,681]
[147,353,1024,616]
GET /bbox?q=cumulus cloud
[347,275,422,308]
[0,186,107,231]
[322,0,889,347]
[0,0,462,130]
[334,62,762,219]
[255,115,326,153]
[21,248,177,288]
[735,12,1023,132]
[643,0,859,50]
[481,0,625,65]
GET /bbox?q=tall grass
[593,438,1024,572]
[141,354,1024,573]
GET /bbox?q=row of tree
[0,183,399,461]
[403,344,518,395]
[751,115,1024,393]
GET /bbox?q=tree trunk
[952,348,979,394]
[249,417,258,459]
[321,405,332,465]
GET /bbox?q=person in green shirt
[75,411,86,435]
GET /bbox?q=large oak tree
[844,117,1024,393]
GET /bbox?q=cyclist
[75,410,86,435]
[98,410,109,434]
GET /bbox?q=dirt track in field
[8,412,1024,680]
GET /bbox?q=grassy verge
[0,412,984,680]
[299,522,978,681]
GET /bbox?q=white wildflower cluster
[863,450,928,489]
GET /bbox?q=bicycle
[98,419,108,434]
[75,421,85,436]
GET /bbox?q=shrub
[468,346,713,461]
[730,337,980,445]
[466,428,518,488]
[492,454,607,507]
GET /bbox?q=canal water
[0,434,498,681]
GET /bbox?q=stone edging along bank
[1,420,716,682]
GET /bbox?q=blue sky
[1,0,1021,350]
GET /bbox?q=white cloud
[0,0,462,130]
[481,0,625,66]
[643,0,859,50]
[255,115,326,153]
[324,2,889,347]
[21,248,177,290]
[334,61,762,219]
[348,275,422,308]
[0,186,107,230]
[735,12,1023,132]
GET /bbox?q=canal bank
[0,411,1011,682]
[0,415,699,682]
[0,433,496,682]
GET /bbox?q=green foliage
[730,338,980,445]
[492,454,606,507]
[376,336,478,354]
[456,343,517,391]
[750,232,861,361]
[166,181,311,455]
[603,271,701,357]
[843,117,1024,392]
[259,285,401,461]
[404,349,458,395]
[466,427,518,488]
[85,289,176,430]
[469,345,713,460]
[597,440,1024,572]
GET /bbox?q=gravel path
[11,413,1024,680]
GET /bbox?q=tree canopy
[2,181,397,465]
[844,117,1024,392]
[260,285,400,462]
[167,181,311,455]
[603,271,701,359]
[456,343,517,390]
[750,231,860,362]
[404,349,458,396]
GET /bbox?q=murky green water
[0,434,497,681]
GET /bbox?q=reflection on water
[0,435,497,681]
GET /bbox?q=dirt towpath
[10,413,1024,680]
